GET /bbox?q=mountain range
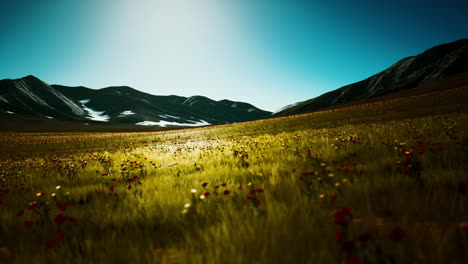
[273,38,468,116]
[1,39,467,131]
[0,76,272,128]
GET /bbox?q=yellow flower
[335,183,340,187]
[319,194,325,198]
[328,173,334,177]
[36,192,44,197]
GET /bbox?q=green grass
[0,88,468,263]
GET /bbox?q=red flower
[127,185,132,190]
[246,195,253,200]
[335,232,343,241]
[24,220,34,228]
[347,256,362,264]
[334,208,352,226]
[45,241,57,248]
[255,200,261,207]
[54,214,67,225]
[221,183,227,187]
[330,194,338,200]
[57,204,68,211]
[358,232,371,243]
[56,232,65,242]
[223,190,230,195]
[389,227,405,241]
[109,185,115,192]
[237,185,243,190]
[340,240,355,252]
[111,178,117,181]
[202,182,208,187]
[256,189,264,193]
[203,192,210,197]
[383,209,394,217]
[214,185,220,189]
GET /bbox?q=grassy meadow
[1,87,468,264]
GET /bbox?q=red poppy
[334,208,352,226]
[214,185,220,189]
[45,241,57,248]
[111,178,117,181]
[54,214,67,225]
[202,182,208,187]
[57,204,68,211]
[223,190,230,195]
[383,209,394,217]
[109,185,115,192]
[357,232,371,243]
[237,185,243,190]
[347,256,362,264]
[256,189,264,193]
[246,195,253,200]
[203,192,210,197]
[255,200,261,207]
[127,185,132,190]
[23,220,34,228]
[335,232,343,241]
[221,183,227,187]
[340,240,355,252]
[330,194,338,200]
[389,227,405,241]
[56,232,65,242]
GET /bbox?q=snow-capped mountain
[0,76,272,127]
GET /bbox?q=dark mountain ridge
[274,38,468,116]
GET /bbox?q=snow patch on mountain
[119,110,135,116]
[79,99,110,122]
[273,101,303,114]
[159,114,181,119]
[6,111,14,114]
[136,120,210,127]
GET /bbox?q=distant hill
[0,76,271,128]
[274,38,468,117]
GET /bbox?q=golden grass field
[0,85,467,264]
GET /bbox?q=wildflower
[383,209,394,217]
[191,189,197,193]
[203,192,210,197]
[330,194,338,200]
[45,241,57,248]
[23,221,34,228]
[56,232,65,242]
[389,227,405,241]
[184,203,191,208]
[54,214,67,225]
[340,240,355,252]
[223,190,230,195]
[57,204,68,211]
[127,185,132,190]
[256,200,261,207]
[221,183,227,187]
[36,192,45,197]
[201,182,208,187]
[109,185,115,192]
[335,232,343,241]
[319,194,325,198]
[246,195,253,200]
[334,207,352,226]
[357,232,371,243]
[56,186,61,190]
[237,185,243,190]
[347,256,362,264]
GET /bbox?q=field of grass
[1,86,467,264]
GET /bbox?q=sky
[1,0,467,111]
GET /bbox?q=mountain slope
[274,38,468,117]
[0,76,271,127]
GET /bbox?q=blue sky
[1,0,467,111]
